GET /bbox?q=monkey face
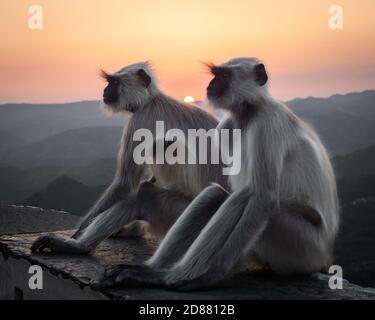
[206,58,269,112]
[103,76,120,105]
[100,62,155,114]
[207,66,232,100]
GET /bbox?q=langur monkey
[31,62,227,254]
[92,58,339,291]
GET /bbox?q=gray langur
[31,61,227,254]
[92,57,340,291]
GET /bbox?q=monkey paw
[164,270,218,292]
[91,264,163,290]
[31,234,89,254]
[165,277,207,292]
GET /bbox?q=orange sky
[0,0,374,103]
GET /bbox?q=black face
[207,66,232,99]
[103,76,120,104]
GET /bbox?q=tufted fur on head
[100,61,160,114]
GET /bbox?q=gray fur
[31,62,227,254]
[93,57,339,291]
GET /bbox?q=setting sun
[183,96,195,103]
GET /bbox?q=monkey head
[100,62,159,113]
[206,57,268,113]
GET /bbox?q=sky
[0,0,374,103]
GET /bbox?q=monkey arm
[31,234,90,254]
[72,122,147,239]
[32,197,140,254]
[71,178,126,239]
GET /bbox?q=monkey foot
[91,264,164,290]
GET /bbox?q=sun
[183,96,195,103]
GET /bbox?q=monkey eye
[215,70,231,79]
[108,77,120,85]
[211,66,231,79]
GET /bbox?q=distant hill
[0,157,117,204]
[0,101,126,144]
[0,129,28,153]
[1,126,122,168]
[288,90,375,155]
[0,90,374,159]
[19,176,106,216]
[333,145,375,178]
[335,199,375,287]
[332,145,375,203]
[69,157,117,186]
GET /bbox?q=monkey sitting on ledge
[91,58,339,291]
[31,62,228,254]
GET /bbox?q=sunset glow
[0,0,374,103]
[184,96,195,103]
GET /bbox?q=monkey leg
[159,188,256,291]
[112,220,149,238]
[145,183,230,269]
[162,196,324,291]
[252,205,329,275]
[136,181,193,237]
[111,178,192,239]
[93,183,230,289]
[92,188,321,290]
[31,196,140,254]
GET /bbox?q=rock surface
[1,205,375,300]
[0,203,79,235]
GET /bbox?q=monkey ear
[254,64,268,86]
[137,69,152,88]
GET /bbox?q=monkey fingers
[31,234,89,254]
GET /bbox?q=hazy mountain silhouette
[1,90,374,160]
[19,176,105,216]
[0,101,126,144]
[69,157,116,186]
[0,90,374,205]
[1,126,122,168]
[0,129,28,153]
[287,90,375,155]
[332,145,375,203]
[333,145,375,178]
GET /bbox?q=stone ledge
[1,205,375,300]
[0,203,79,235]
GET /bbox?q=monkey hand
[31,234,90,254]
[91,264,164,290]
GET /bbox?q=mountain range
[0,90,374,204]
